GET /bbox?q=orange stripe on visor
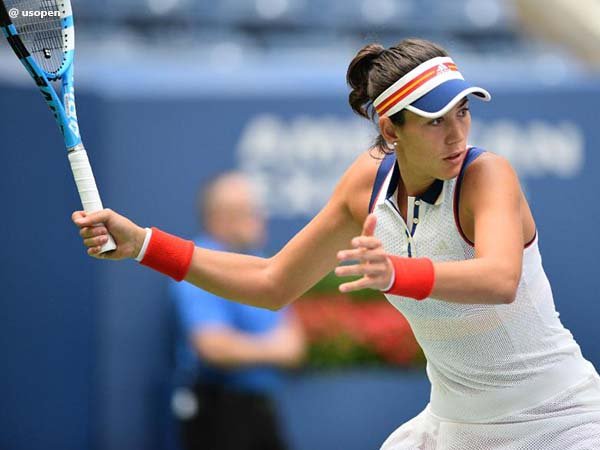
[374,57,463,117]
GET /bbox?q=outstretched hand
[335,214,393,293]
[71,209,146,260]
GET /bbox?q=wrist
[134,227,152,261]
[383,256,435,300]
[380,258,396,291]
[137,227,195,281]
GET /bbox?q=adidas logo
[433,240,450,255]
[437,64,449,74]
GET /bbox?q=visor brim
[405,79,491,119]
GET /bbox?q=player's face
[395,98,471,180]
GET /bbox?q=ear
[378,116,399,146]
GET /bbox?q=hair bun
[346,44,385,119]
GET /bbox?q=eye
[429,117,443,126]
[458,107,470,117]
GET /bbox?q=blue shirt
[170,234,286,394]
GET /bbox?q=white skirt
[381,373,600,450]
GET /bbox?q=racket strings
[4,0,66,74]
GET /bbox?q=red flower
[294,294,423,367]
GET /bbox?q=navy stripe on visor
[406,79,491,119]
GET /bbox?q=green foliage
[306,271,384,301]
[307,333,383,369]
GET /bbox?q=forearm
[430,258,520,304]
[71,175,361,309]
[184,248,282,310]
[184,202,358,310]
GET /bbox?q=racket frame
[1,7,79,149]
[0,1,116,252]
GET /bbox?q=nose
[445,118,465,145]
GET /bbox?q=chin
[439,166,461,180]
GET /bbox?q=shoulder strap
[458,147,485,183]
[368,152,396,213]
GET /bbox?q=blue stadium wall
[1,78,599,450]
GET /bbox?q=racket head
[0,0,74,80]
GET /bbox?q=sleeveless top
[370,147,596,422]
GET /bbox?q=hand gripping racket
[1,0,116,253]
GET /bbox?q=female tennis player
[72,38,600,449]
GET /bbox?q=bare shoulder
[460,151,521,212]
[462,151,519,188]
[338,149,387,224]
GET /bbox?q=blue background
[1,74,599,450]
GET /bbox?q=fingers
[71,211,86,222]
[361,213,377,237]
[350,235,382,250]
[83,234,110,249]
[336,220,391,292]
[335,252,390,292]
[337,246,386,263]
[72,209,119,260]
[87,245,106,257]
[339,277,376,293]
[337,235,384,262]
[72,209,112,228]
[337,265,391,292]
[335,261,388,277]
[79,222,110,254]
[79,225,107,239]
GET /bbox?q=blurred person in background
[74,38,600,449]
[169,172,305,450]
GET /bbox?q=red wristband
[140,227,195,281]
[384,256,435,300]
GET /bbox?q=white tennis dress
[371,148,600,449]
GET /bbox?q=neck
[395,154,436,197]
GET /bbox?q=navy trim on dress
[368,150,447,213]
[368,152,396,213]
[383,161,444,206]
[419,179,444,205]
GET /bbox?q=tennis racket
[0,0,116,253]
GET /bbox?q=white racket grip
[68,148,117,253]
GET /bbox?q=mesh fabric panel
[380,374,600,449]
[373,175,592,421]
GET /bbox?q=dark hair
[346,38,448,153]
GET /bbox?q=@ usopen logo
[8,8,60,19]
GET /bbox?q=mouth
[443,151,463,163]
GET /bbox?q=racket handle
[68,147,117,253]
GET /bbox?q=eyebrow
[457,97,469,107]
